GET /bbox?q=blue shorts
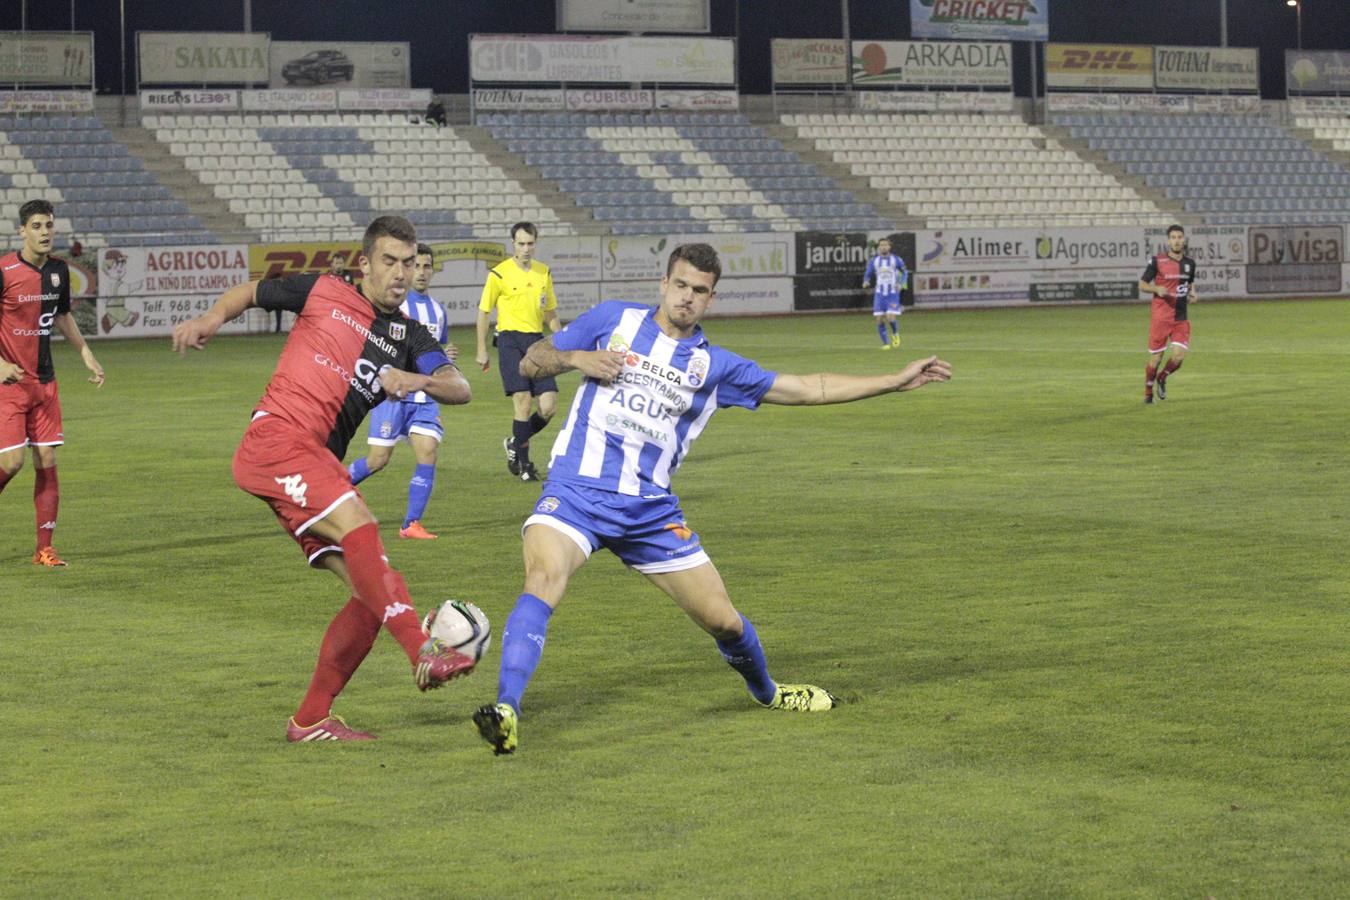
[873,294,902,316]
[523,480,710,574]
[366,399,443,446]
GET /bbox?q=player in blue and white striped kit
[347,244,459,540]
[863,237,909,349]
[473,243,952,754]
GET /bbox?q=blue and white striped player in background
[863,237,909,350]
[347,243,459,540]
[472,242,952,755]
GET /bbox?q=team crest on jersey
[389,322,406,341]
[379,421,393,438]
[536,495,560,514]
[607,333,629,353]
[50,273,61,288]
[686,357,708,388]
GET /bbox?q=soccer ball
[422,600,492,662]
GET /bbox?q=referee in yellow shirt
[476,222,562,482]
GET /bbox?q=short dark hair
[416,242,434,259]
[666,243,721,285]
[1167,224,1185,236]
[362,215,417,259]
[510,221,537,241]
[19,199,54,226]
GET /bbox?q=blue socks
[497,593,554,712]
[404,463,436,527]
[348,457,371,485]
[877,321,889,345]
[889,320,899,338]
[717,614,777,705]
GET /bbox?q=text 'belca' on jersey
[253,273,452,459]
[545,301,777,497]
[0,252,72,384]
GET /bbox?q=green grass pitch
[3,300,1347,897]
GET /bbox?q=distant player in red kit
[0,200,106,567]
[172,216,475,742]
[1139,224,1197,404]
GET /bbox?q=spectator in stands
[68,238,83,259]
[425,97,447,128]
[863,237,908,350]
[329,252,355,285]
[476,222,560,482]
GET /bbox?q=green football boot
[767,684,839,712]
[473,703,519,755]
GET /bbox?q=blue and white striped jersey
[864,253,908,298]
[547,301,777,497]
[399,289,448,404]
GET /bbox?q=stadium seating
[480,112,891,235]
[144,112,565,242]
[0,115,214,249]
[784,111,1160,228]
[1056,112,1350,225]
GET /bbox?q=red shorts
[232,414,357,566]
[1148,317,1191,354]
[0,379,63,454]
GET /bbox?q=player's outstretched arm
[172,281,258,355]
[521,336,625,382]
[53,313,104,387]
[762,356,952,406]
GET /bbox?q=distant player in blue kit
[347,244,456,539]
[472,242,952,755]
[863,237,908,349]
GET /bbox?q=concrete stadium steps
[1037,123,1188,224]
[102,116,256,243]
[453,124,600,235]
[754,121,917,228]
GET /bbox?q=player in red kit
[172,216,476,742]
[0,200,105,567]
[1139,224,1197,404]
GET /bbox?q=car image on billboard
[281,50,355,85]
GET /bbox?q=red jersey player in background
[172,216,476,742]
[0,199,105,567]
[1139,223,1197,405]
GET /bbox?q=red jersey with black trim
[0,251,71,384]
[253,273,452,459]
[1140,253,1196,321]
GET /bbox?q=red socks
[1144,364,1158,396]
[339,522,426,663]
[294,597,381,727]
[34,465,58,550]
[1161,358,1183,379]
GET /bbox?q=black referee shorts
[497,330,558,397]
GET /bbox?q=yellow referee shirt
[478,258,558,334]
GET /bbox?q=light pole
[1286,0,1302,50]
